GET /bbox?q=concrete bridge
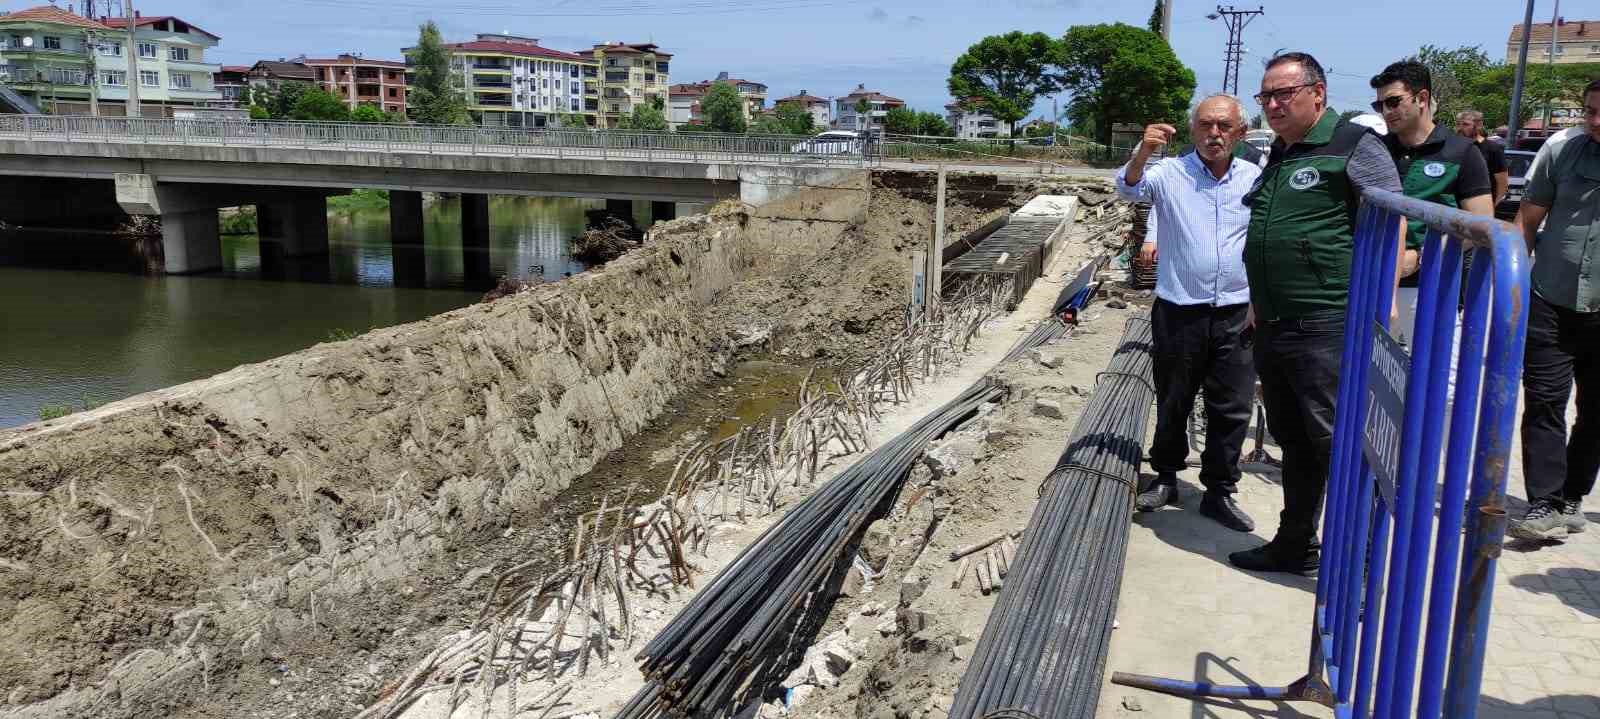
[0,115,869,274]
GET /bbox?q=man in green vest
[1228,52,1405,576]
[1370,59,1493,348]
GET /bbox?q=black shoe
[1200,492,1255,533]
[1228,537,1319,576]
[1508,499,1569,541]
[1136,475,1180,512]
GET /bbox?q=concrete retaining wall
[0,173,869,717]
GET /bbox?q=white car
[791,131,862,155]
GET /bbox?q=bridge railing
[0,113,874,167]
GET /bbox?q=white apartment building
[946,99,1010,139]
[442,34,597,128]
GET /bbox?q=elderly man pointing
[1117,94,1261,532]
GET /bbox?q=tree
[883,106,919,135]
[773,101,815,135]
[616,102,668,131]
[701,81,747,133]
[1147,0,1165,36]
[947,31,1063,139]
[558,112,590,129]
[407,20,470,125]
[1250,114,1263,130]
[1057,23,1196,145]
[916,111,953,137]
[249,104,271,120]
[291,87,350,121]
[1024,120,1058,138]
[1410,42,1599,129]
[384,110,409,124]
[352,103,387,123]
[262,81,308,119]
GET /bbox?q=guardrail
[1113,189,1531,718]
[0,114,873,167]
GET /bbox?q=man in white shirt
[1117,94,1262,532]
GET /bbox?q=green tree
[384,110,408,124]
[773,101,815,135]
[701,81,747,133]
[1057,23,1196,145]
[947,31,1063,139]
[1147,0,1165,36]
[883,105,920,135]
[351,103,387,123]
[616,102,668,131]
[407,20,470,125]
[1024,120,1058,138]
[558,112,590,129]
[917,111,953,137]
[291,87,351,121]
[263,81,308,119]
[249,104,271,120]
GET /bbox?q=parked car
[1496,149,1537,220]
[791,130,862,155]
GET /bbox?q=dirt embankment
[0,171,1034,719]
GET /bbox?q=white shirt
[1118,151,1259,306]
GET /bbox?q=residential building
[0,5,105,115]
[97,12,224,115]
[213,64,249,108]
[667,82,704,127]
[947,98,1010,139]
[773,90,830,128]
[0,6,223,116]
[247,58,316,95]
[1504,20,1600,130]
[304,54,406,115]
[415,34,596,128]
[578,41,669,129]
[1506,19,1600,64]
[834,84,904,134]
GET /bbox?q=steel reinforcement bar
[948,316,1154,719]
[616,275,1104,719]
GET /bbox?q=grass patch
[327,189,390,212]
[38,396,101,422]
[325,327,362,342]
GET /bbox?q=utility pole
[124,0,139,117]
[1209,6,1263,97]
[1544,0,1559,131]
[1509,0,1536,144]
[1160,0,1174,42]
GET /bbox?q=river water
[0,196,612,429]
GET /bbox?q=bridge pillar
[461,193,492,289]
[160,209,222,274]
[258,195,329,257]
[650,201,676,226]
[390,190,426,287]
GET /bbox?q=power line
[1208,5,1264,96]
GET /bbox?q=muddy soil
[0,173,1056,719]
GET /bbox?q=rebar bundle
[948,316,1155,719]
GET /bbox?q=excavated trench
[0,170,1059,719]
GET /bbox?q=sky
[25,0,1584,120]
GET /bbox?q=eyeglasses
[1254,83,1316,107]
[1370,94,1413,113]
[1196,120,1237,133]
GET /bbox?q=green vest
[1244,109,1372,321]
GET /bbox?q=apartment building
[247,58,315,92]
[0,6,223,116]
[213,65,248,107]
[304,54,406,115]
[947,98,1010,139]
[773,90,830,128]
[1506,19,1600,64]
[667,82,704,127]
[834,84,904,134]
[96,12,223,114]
[580,41,670,128]
[435,34,596,128]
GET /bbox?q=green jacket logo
[1423,161,1446,177]
[1290,167,1321,190]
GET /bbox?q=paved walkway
[1097,399,1600,718]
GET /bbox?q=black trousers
[1149,299,1256,494]
[1520,292,1600,505]
[1254,309,1345,547]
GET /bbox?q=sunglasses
[1254,83,1316,107]
[1370,94,1414,113]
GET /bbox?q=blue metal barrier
[1111,189,1530,718]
